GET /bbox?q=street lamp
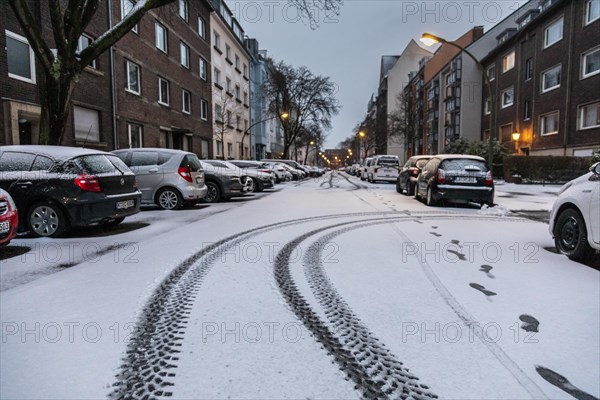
[242,112,288,160]
[420,32,495,171]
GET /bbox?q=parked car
[549,162,600,263]
[0,145,141,237]
[415,154,494,207]
[228,160,276,192]
[261,159,308,178]
[112,148,207,210]
[0,188,19,246]
[279,163,305,180]
[367,155,400,183]
[360,157,373,181]
[396,156,433,195]
[263,162,292,182]
[200,160,248,203]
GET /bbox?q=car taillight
[485,171,493,185]
[178,167,193,183]
[436,169,446,184]
[410,168,419,177]
[74,174,101,192]
[259,169,271,173]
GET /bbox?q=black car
[396,156,433,196]
[415,154,494,207]
[0,145,141,237]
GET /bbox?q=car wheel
[554,208,594,262]
[396,180,402,193]
[426,186,438,206]
[28,202,68,238]
[360,175,365,181]
[203,181,222,203]
[156,188,183,210]
[406,181,415,196]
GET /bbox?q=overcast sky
[226,0,528,149]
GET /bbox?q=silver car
[112,148,207,210]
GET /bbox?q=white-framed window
[155,22,168,53]
[5,30,36,84]
[243,91,248,105]
[582,46,600,78]
[235,54,240,70]
[225,44,231,61]
[214,68,221,86]
[77,34,96,69]
[158,77,170,105]
[227,142,233,157]
[243,64,248,78]
[178,0,188,21]
[121,0,138,33]
[74,106,100,142]
[128,123,143,148]
[524,100,531,121]
[486,64,495,81]
[235,84,241,100]
[578,102,600,130]
[215,104,223,122]
[502,50,515,73]
[216,140,223,157]
[200,99,208,120]
[501,87,514,108]
[182,90,191,114]
[544,17,563,48]
[484,98,491,115]
[199,57,207,80]
[226,77,232,92]
[213,31,221,50]
[236,115,241,130]
[541,64,561,92]
[125,60,140,94]
[586,0,600,25]
[198,16,206,38]
[227,110,232,126]
[180,42,190,68]
[540,111,559,135]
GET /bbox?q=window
[128,124,143,148]
[198,17,206,38]
[525,58,533,80]
[542,65,561,92]
[182,90,191,114]
[180,42,190,68]
[226,44,231,61]
[201,140,209,159]
[155,22,168,53]
[158,77,170,105]
[243,64,248,78]
[200,99,208,120]
[178,0,188,21]
[235,55,240,70]
[226,77,232,93]
[214,68,221,86]
[214,31,221,50]
[486,65,495,81]
[502,51,515,72]
[215,104,223,122]
[227,143,233,157]
[31,156,53,171]
[125,60,140,94]
[227,110,232,126]
[77,34,96,68]
[582,46,600,78]
[578,102,600,130]
[544,17,563,48]
[540,111,559,135]
[74,106,100,142]
[0,152,35,171]
[524,100,531,121]
[236,115,241,130]
[500,124,513,142]
[484,98,491,115]
[121,0,138,32]
[501,87,514,108]
[5,30,36,83]
[586,0,600,25]
[235,84,241,100]
[243,91,248,105]
[199,57,207,80]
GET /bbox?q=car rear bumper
[64,191,142,226]
[181,185,208,201]
[374,174,398,182]
[0,210,19,246]
[434,185,494,202]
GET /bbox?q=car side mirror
[591,162,600,175]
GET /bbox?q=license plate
[196,176,204,184]
[0,221,9,234]
[455,177,476,183]
[116,200,135,210]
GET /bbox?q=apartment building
[481,0,600,156]
[209,0,251,160]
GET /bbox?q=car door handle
[18,181,33,187]
[149,168,159,173]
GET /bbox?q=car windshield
[75,154,129,174]
[440,159,488,173]
[415,159,431,169]
[181,154,203,172]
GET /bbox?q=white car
[549,162,600,263]
[367,155,400,183]
[360,157,373,181]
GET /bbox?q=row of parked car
[347,154,600,264]
[0,145,323,243]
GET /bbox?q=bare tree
[213,89,242,160]
[289,0,343,29]
[263,60,340,159]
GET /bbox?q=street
[1,172,598,400]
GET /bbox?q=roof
[0,145,110,160]
[432,154,487,161]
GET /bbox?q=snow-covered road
[1,173,598,400]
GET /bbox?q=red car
[0,188,19,246]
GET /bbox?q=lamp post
[512,131,520,154]
[242,112,288,160]
[358,131,366,159]
[420,33,495,171]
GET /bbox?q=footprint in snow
[429,232,442,237]
[480,264,495,278]
[413,220,423,224]
[535,366,599,400]
[451,239,461,246]
[432,226,438,229]
[519,314,540,333]
[469,283,497,296]
[447,249,466,261]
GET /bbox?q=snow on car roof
[0,145,110,160]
